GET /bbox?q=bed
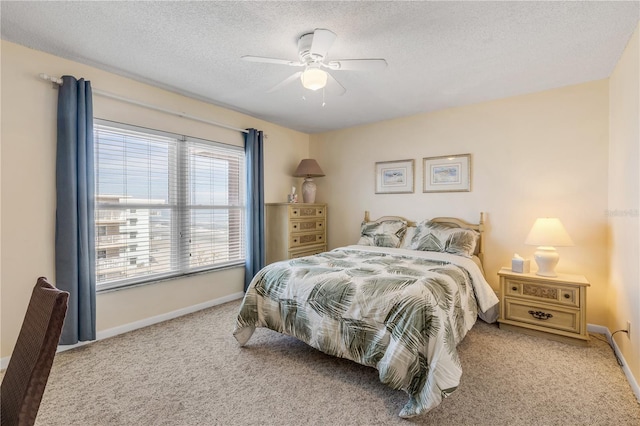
[233,212,499,418]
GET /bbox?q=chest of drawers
[498,268,590,345]
[265,203,327,264]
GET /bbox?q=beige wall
[1,27,638,391]
[311,80,610,326]
[0,41,3,351]
[0,41,309,358]
[608,23,640,384]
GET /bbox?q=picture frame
[375,159,414,194]
[423,154,471,192]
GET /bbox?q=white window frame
[94,119,246,291]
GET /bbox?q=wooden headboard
[363,211,486,263]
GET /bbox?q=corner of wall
[607,19,640,394]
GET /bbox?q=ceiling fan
[242,28,387,95]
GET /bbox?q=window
[94,120,246,290]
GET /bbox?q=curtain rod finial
[39,73,63,85]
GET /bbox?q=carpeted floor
[25,300,640,425]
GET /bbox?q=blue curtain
[56,75,96,344]
[244,129,265,291]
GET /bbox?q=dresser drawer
[289,231,325,248]
[289,244,326,259]
[504,278,579,307]
[289,219,325,234]
[503,298,580,334]
[289,205,325,219]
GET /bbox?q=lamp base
[301,178,317,203]
[533,246,560,277]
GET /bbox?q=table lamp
[524,217,574,277]
[293,159,325,203]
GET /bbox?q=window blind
[181,137,245,273]
[94,120,245,290]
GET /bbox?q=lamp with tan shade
[293,159,325,203]
[525,217,574,277]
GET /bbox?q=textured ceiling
[1,1,639,134]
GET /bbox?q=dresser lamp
[524,217,574,277]
[293,159,325,203]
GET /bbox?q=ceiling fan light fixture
[301,67,328,91]
[244,28,385,96]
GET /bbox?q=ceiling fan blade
[266,71,303,93]
[241,55,303,67]
[326,59,388,71]
[326,72,346,96]
[310,29,337,58]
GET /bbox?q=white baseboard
[587,323,640,402]
[1,292,244,370]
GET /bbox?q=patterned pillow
[399,226,416,249]
[358,219,407,248]
[409,220,479,257]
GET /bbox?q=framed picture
[423,154,471,192]
[375,159,414,194]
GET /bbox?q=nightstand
[498,267,590,346]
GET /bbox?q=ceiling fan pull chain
[322,88,326,107]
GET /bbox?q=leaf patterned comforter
[233,245,499,418]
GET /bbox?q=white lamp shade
[301,68,328,91]
[524,218,574,247]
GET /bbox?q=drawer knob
[528,310,553,320]
[563,294,571,299]
[511,286,518,291]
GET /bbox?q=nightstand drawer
[289,219,325,234]
[504,278,579,307]
[503,298,580,334]
[289,206,325,219]
[290,231,324,248]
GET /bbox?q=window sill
[96,261,245,294]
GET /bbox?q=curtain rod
[39,73,249,134]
